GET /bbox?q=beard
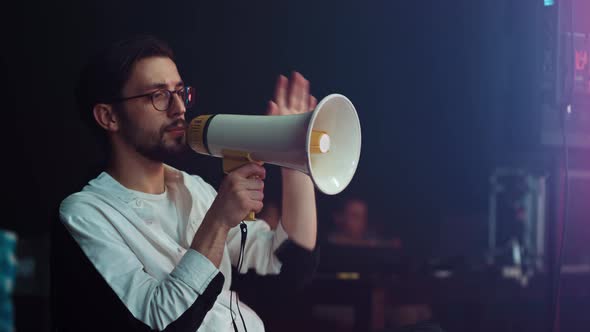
[118,111,188,163]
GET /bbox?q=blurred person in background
[328,196,402,248]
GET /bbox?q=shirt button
[135,200,143,208]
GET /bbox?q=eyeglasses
[110,86,195,112]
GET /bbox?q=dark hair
[334,194,367,213]
[74,35,175,142]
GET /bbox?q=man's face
[115,56,188,162]
[335,199,368,239]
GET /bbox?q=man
[328,196,371,246]
[328,196,401,248]
[59,35,318,331]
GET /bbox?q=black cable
[230,265,238,330]
[230,293,238,331]
[230,222,248,332]
[235,223,248,332]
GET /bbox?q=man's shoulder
[60,171,114,208]
[173,168,217,197]
[59,190,107,218]
[59,171,125,218]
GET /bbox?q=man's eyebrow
[143,81,184,90]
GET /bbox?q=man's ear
[93,103,120,132]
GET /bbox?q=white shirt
[59,165,289,331]
[125,184,183,244]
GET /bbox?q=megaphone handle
[222,151,261,222]
[245,211,256,221]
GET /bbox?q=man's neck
[107,143,166,195]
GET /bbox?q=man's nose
[168,93,186,118]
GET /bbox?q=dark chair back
[49,213,152,331]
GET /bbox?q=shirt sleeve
[194,175,290,275]
[226,220,290,275]
[59,194,223,331]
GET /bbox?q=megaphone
[187,93,361,217]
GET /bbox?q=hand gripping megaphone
[187,93,361,220]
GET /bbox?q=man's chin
[140,143,188,163]
[163,143,189,158]
[169,143,189,155]
[169,134,186,147]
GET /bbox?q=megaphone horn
[187,94,361,218]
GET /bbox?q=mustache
[164,119,188,131]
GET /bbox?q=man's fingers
[300,77,310,112]
[231,162,266,180]
[248,190,264,201]
[272,72,314,115]
[309,95,318,111]
[244,177,264,191]
[274,75,288,111]
[287,72,299,110]
[266,100,279,116]
[252,201,264,214]
[288,72,307,112]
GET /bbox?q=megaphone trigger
[221,149,264,174]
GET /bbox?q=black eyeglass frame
[108,86,195,111]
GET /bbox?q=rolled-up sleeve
[170,249,218,294]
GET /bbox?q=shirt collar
[87,164,186,203]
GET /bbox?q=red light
[575,50,588,71]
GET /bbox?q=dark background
[2,0,546,250]
[2,0,587,331]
